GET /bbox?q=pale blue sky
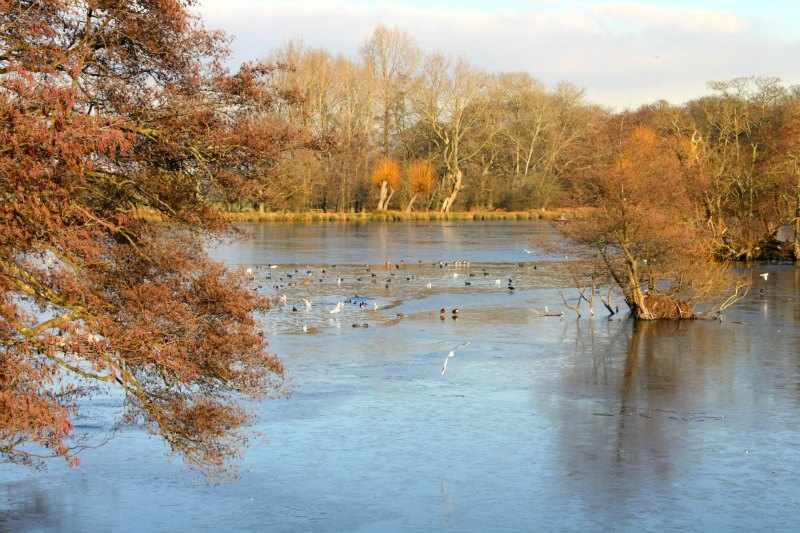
[198,0,800,108]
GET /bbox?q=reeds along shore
[217,207,591,223]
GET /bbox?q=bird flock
[241,250,549,375]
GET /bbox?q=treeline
[240,26,800,261]
[255,26,594,213]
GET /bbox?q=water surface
[2,222,799,532]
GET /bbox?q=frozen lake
[2,221,799,532]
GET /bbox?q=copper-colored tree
[0,1,304,473]
[371,157,401,210]
[566,124,747,319]
[404,160,436,212]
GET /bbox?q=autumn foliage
[405,160,436,212]
[568,122,747,319]
[371,157,401,210]
[0,0,303,473]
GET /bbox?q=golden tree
[405,160,437,212]
[371,157,401,210]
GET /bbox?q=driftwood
[601,286,619,317]
[531,307,564,318]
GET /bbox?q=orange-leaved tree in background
[405,160,437,212]
[371,157,401,210]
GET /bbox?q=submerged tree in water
[566,123,748,320]
[0,0,303,473]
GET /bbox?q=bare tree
[360,25,419,157]
[411,55,498,212]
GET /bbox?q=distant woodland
[234,27,799,258]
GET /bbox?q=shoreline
[219,207,591,223]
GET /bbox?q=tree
[360,25,419,157]
[1,0,301,473]
[404,160,436,212]
[566,124,747,319]
[411,55,496,212]
[771,100,800,261]
[686,77,791,259]
[371,157,401,210]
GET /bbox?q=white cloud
[593,3,747,34]
[194,0,800,109]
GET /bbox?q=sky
[195,0,800,109]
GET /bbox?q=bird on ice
[303,298,312,310]
[523,249,533,254]
[269,264,279,269]
[279,294,288,305]
[329,302,344,314]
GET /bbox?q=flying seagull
[760,273,769,281]
[441,341,471,376]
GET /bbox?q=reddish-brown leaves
[1,0,293,474]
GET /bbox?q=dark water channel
[2,222,799,532]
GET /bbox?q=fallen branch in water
[601,286,619,317]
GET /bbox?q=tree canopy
[1,0,303,472]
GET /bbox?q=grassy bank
[221,207,591,223]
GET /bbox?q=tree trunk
[620,249,694,320]
[377,180,389,211]
[440,170,463,213]
[624,260,655,320]
[405,193,417,213]
[385,187,395,210]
